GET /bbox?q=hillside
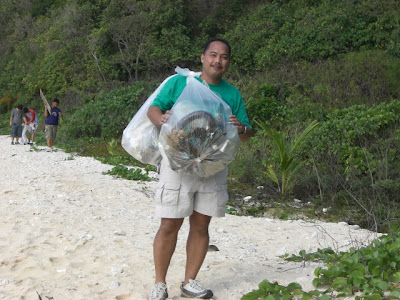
[1,0,400,232]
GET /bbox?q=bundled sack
[159,68,240,177]
[121,74,177,166]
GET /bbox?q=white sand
[0,135,380,300]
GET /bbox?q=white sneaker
[149,282,168,300]
[180,279,213,299]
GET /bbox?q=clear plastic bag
[159,70,240,177]
[121,74,177,166]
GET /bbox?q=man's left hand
[229,115,245,133]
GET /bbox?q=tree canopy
[1,0,398,110]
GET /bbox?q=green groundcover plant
[242,231,400,299]
[103,164,152,181]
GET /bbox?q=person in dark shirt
[9,104,24,145]
[44,98,62,149]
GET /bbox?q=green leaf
[332,277,347,290]
[314,267,322,277]
[312,278,320,288]
[287,282,302,291]
[389,290,400,298]
[350,270,365,287]
[392,272,400,282]
[366,293,384,300]
[375,280,389,291]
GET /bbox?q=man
[22,107,38,145]
[9,104,24,145]
[44,98,62,149]
[147,38,253,300]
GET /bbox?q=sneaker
[15,142,20,145]
[149,282,168,300]
[11,141,14,145]
[180,279,213,299]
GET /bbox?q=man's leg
[184,211,211,284]
[11,126,16,143]
[153,217,184,284]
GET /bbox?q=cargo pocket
[155,182,181,206]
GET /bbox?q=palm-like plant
[107,138,119,156]
[255,120,319,197]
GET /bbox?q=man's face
[201,41,230,84]
[52,102,58,108]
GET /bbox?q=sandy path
[0,135,379,300]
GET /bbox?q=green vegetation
[243,231,400,299]
[2,1,400,297]
[256,119,319,197]
[1,0,398,231]
[103,164,152,181]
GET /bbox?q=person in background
[44,98,62,149]
[9,104,24,145]
[147,38,253,300]
[22,107,37,145]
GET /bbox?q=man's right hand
[160,110,172,126]
[148,106,172,126]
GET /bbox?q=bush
[264,50,400,111]
[299,100,400,231]
[65,81,154,140]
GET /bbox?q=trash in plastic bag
[121,74,177,166]
[159,69,240,177]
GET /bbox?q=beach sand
[0,135,379,299]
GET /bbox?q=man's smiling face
[200,41,230,84]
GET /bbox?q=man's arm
[9,113,13,126]
[147,105,171,126]
[44,105,49,117]
[238,124,253,142]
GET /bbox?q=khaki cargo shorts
[155,160,229,218]
[45,125,58,140]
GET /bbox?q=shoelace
[151,283,166,297]
[188,279,205,291]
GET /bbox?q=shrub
[65,81,154,139]
[299,100,400,231]
[264,50,400,111]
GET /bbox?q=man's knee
[189,212,211,234]
[158,218,184,236]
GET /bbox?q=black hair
[23,107,28,113]
[53,98,60,104]
[17,104,23,110]
[203,37,231,57]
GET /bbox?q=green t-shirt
[151,75,251,128]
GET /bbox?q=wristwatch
[239,125,247,134]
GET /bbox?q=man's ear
[201,53,204,64]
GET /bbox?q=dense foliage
[1,0,400,232]
[2,1,400,298]
[243,231,400,299]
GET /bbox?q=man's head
[200,38,231,84]
[203,38,231,58]
[17,104,23,110]
[52,98,59,108]
[23,107,28,113]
